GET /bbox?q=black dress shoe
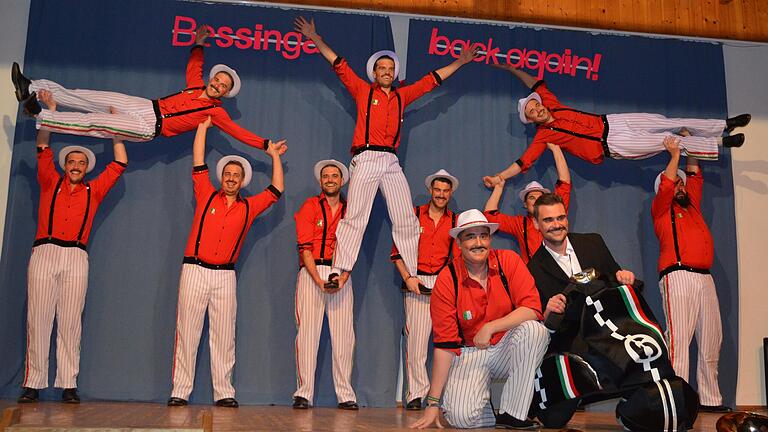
[337,401,359,410]
[214,398,239,408]
[11,62,32,102]
[325,273,339,290]
[292,396,310,409]
[23,92,41,117]
[406,398,422,410]
[700,404,733,413]
[495,412,541,430]
[62,388,80,403]
[722,133,745,148]
[726,114,751,132]
[17,387,39,403]
[167,397,188,406]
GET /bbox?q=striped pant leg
[326,272,357,403]
[333,152,387,272]
[404,274,436,402]
[442,347,495,428]
[24,244,62,389]
[494,320,550,420]
[208,269,237,401]
[170,264,211,400]
[30,79,155,142]
[695,274,724,405]
[378,154,420,276]
[293,267,327,403]
[52,248,89,389]
[659,271,700,382]
[606,113,720,161]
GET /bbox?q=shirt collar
[543,237,574,260]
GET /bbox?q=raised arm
[433,43,480,81]
[548,143,570,184]
[112,137,128,165]
[294,16,339,64]
[662,135,681,182]
[483,161,522,188]
[193,116,212,167]
[484,177,506,211]
[266,140,287,192]
[492,63,539,89]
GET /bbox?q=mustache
[547,227,566,233]
[469,246,487,253]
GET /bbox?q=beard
[674,193,690,208]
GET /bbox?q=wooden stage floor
[1,399,765,431]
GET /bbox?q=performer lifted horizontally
[19,90,128,404]
[652,134,731,413]
[391,169,460,410]
[292,159,358,410]
[484,143,571,264]
[294,16,478,290]
[412,209,548,430]
[482,65,750,187]
[167,117,285,408]
[11,26,286,153]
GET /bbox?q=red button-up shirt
[517,81,606,172]
[333,57,440,153]
[157,47,269,150]
[431,249,542,355]
[183,165,280,265]
[390,204,458,274]
[485,181,572,264]
[34,147,125,247]
[652,171,713,272]
[294,193,346,266]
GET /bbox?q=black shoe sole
[12,62,30,102]
[17,397,38,404]
[726,114,751,132]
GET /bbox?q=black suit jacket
[527,233,622,308]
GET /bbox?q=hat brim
[449,222,499,239]
[217,155,252,188]
[518,187,551,203]
[210,64,241,98]
[425,173,459,192]
[314,159,349,186]
[366,50,400,83]
[518,92,542,124]
[59,146,96,173]
[654,169,687,194]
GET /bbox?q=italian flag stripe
[618,285,664,341]
[556,355,579,398]
[41,119,153,139]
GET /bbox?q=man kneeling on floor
[411,209,549,430]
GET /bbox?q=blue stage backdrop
[0,0,737,408]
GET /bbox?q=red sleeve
[554,181,572,212]
[430,266,463,356]
[36,147,59,188]
[684,171,703,209]
[651,175,676,220]
[517,131,550,173]
[186,46,205,88]
[533,81,563,110]
[192,165,216,202]
[210,108,269,151]
[246,185,281,224]
[89,161,126,201]
[499,250,543,319]
[294,197,317,254]
[485,210,523,238]
[397,72,440,106]
[333,58,368,98]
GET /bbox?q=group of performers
[9,15,752,431]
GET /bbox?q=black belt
[352,145,396,156]
[417,270,442,276]
[33,238,87,251]
[659,263,710,279]
[183,256,235,270]
[151,100,163,138]
[314,259,333,266]
[600,114,610,158]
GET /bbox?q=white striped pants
[606,113,725,161]
[294,266,356,404]
[30,79,156,142]
[24,243,89,389]
[333,151,420,276]
[404,274,437,402]
[443,320,549,429]
[659,270,723,406]
[171,264,237,401]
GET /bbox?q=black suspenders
[157,86,213,119]
[194,191,249,264]
[47,177,65,238]
[194,192,218,257]
[319,199,328,260]
[670,204,682,264]
[547,108,610,157]
[364,87,403,147]
[43,178,91,249]
[522,218,532,261]
[228,199,249,263]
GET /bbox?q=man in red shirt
[12,26,286,153]
[167,117,285,408]
[390,169,460,410]
[652,135,729,413]
[18,91,128,404]
[412,209,548,430]
[292,159,358,410]
[294,17,478,290]
[484,144,571,264]
[482,66,750,187]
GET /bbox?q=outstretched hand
[491,62,518,73]
[294,16,318,39]
[483,174,503,189]
[195,25,211,45]
[267,139,288,156]
[199,115,212,129]
[457,43,481,65]
[411,406,445,429]
[662,135,680,157]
